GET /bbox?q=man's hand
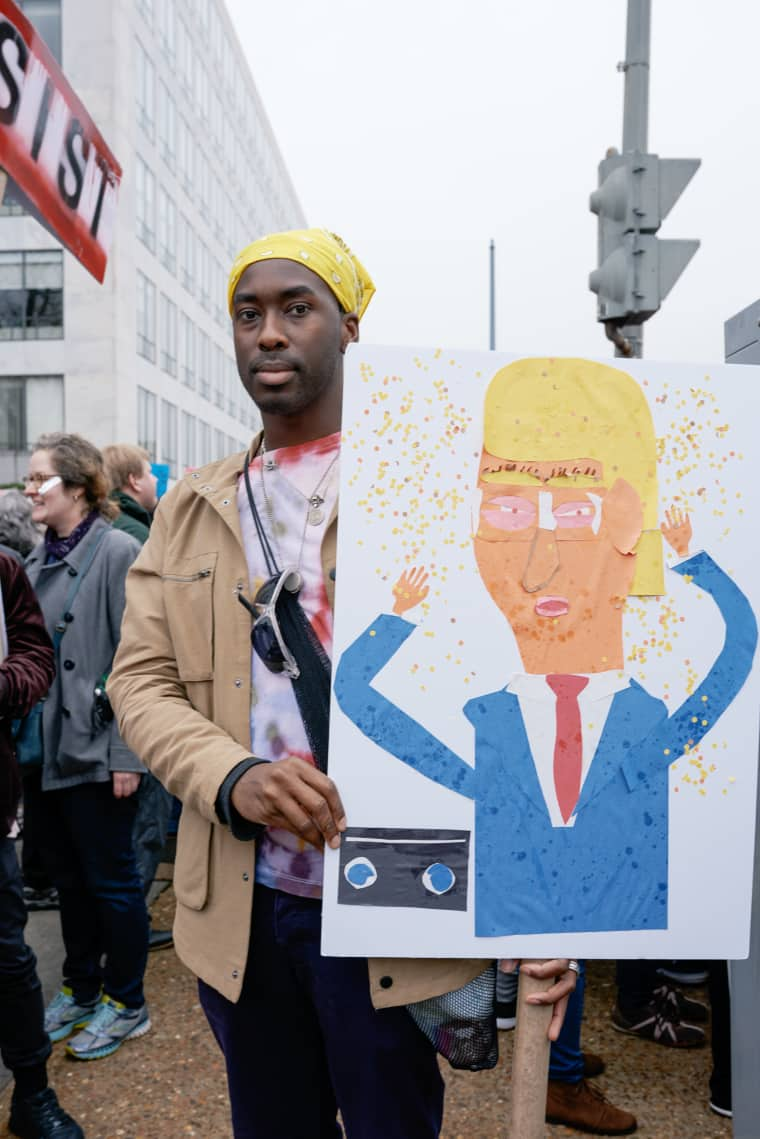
[112,772,141,798]
[519,958,577,1041]
[231,758,347,851]
[661,507,692,558]
[391,566,429,616]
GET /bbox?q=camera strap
[243,455,332,774]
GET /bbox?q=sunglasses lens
[252,619,287,673]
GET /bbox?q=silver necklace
[256,439,339,567]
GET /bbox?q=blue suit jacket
[335,553,757,935]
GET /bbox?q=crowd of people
[0,228,734,1139]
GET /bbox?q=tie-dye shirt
[237,432,340,899]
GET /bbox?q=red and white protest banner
[0,0,121,283]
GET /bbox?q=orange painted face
[473,459,643,674]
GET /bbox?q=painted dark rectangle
[338,826,470,911]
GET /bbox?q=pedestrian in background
[102,443,158,544]
[0,550,85,1138]
[22,433,150,1061]
[102,442,173,952]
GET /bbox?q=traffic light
[589,151,700,325]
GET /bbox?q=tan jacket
[109,443,487,1005]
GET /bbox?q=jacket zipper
[162,569,212,582]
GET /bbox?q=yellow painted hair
[481,357,663,595]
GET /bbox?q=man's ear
[126,471,141,495]
[340,313,360,353]
[603,478,643,555]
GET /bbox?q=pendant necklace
[256,438,339,566]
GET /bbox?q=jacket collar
[111,490,152,528]
[182,441,258,552]
[27,514,111,574]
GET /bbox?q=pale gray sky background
[225,1,760,365]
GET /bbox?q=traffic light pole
[616,0,651,359]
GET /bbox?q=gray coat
[25,516,144,790]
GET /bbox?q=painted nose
[522,529,560,593]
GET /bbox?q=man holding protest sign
[109,228,577,1138]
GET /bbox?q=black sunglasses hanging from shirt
[238,451,332,774]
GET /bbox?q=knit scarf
[44,510,100,563]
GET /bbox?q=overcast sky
[225,1,760,366]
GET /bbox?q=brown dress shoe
[546,1078,637,1135]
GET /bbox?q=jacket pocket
[162,552,218,681]
[173,808,212,910]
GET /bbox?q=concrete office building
[0,0,305,483]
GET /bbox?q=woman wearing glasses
[22,434,151,1062]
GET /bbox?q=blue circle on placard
[422,862,456,895]
[344,856,378,890]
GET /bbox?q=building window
[198,240,211,312]
[181,410,196,471]
[161,399,178,477]
[0,375,63,457]
[227,357,238,418]
[137,386,157,459]
[180,313,195,389]
[158,81,177,169]
[136,0,153,28]
[135,157,156,252]
[158,0,176,62]
[213,343,224,409]
[197,144,211,214]
[196,58,210,125]
[0,251,63,340]
[198,420,210,465]
[179,214,195,295]
[136,271,156,362]
[213,258,225,327]
[136,39,155,140]
[178,18,194,99]
[18,0,62,61]
[159,294,177,377]
[197,330,210,400]
[158,186,176,273]
[178,116,193,197]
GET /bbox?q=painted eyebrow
[232,284,319,306]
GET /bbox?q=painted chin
[534,596,570,618]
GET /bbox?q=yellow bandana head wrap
[227,228,375,320]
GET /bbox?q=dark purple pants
[199,885,444,1139]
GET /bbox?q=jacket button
[64,613,74,623]
[232,969,239,979]
[242,871,249,881]
[61,707,71,718]
[234,678,242,688]
[67,567,77,577]
[379,975,393,989]
[329,568,336,581]
[222,498,230,506]
[63,659,75,670]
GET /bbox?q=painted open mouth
[534,596,569,618]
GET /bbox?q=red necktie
[546,674,589,823]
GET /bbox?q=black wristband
[215,757,271,841]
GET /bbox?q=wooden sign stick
[509,959,553,1139]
